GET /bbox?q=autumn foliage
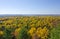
[0,16,60,39]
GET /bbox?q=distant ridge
[0,14,60,18]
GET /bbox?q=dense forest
[0,16,60,39]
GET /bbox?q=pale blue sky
[0,0,60,14]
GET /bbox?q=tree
[17,26,30,39]
[49,26,60,39]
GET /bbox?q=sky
[0,0,60,15]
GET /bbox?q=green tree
[49,26,60,39]
[17,26,30,39]
[3,28,14,39]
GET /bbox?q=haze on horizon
[0,0,60,15]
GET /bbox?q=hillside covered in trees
[0,16,60,39]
